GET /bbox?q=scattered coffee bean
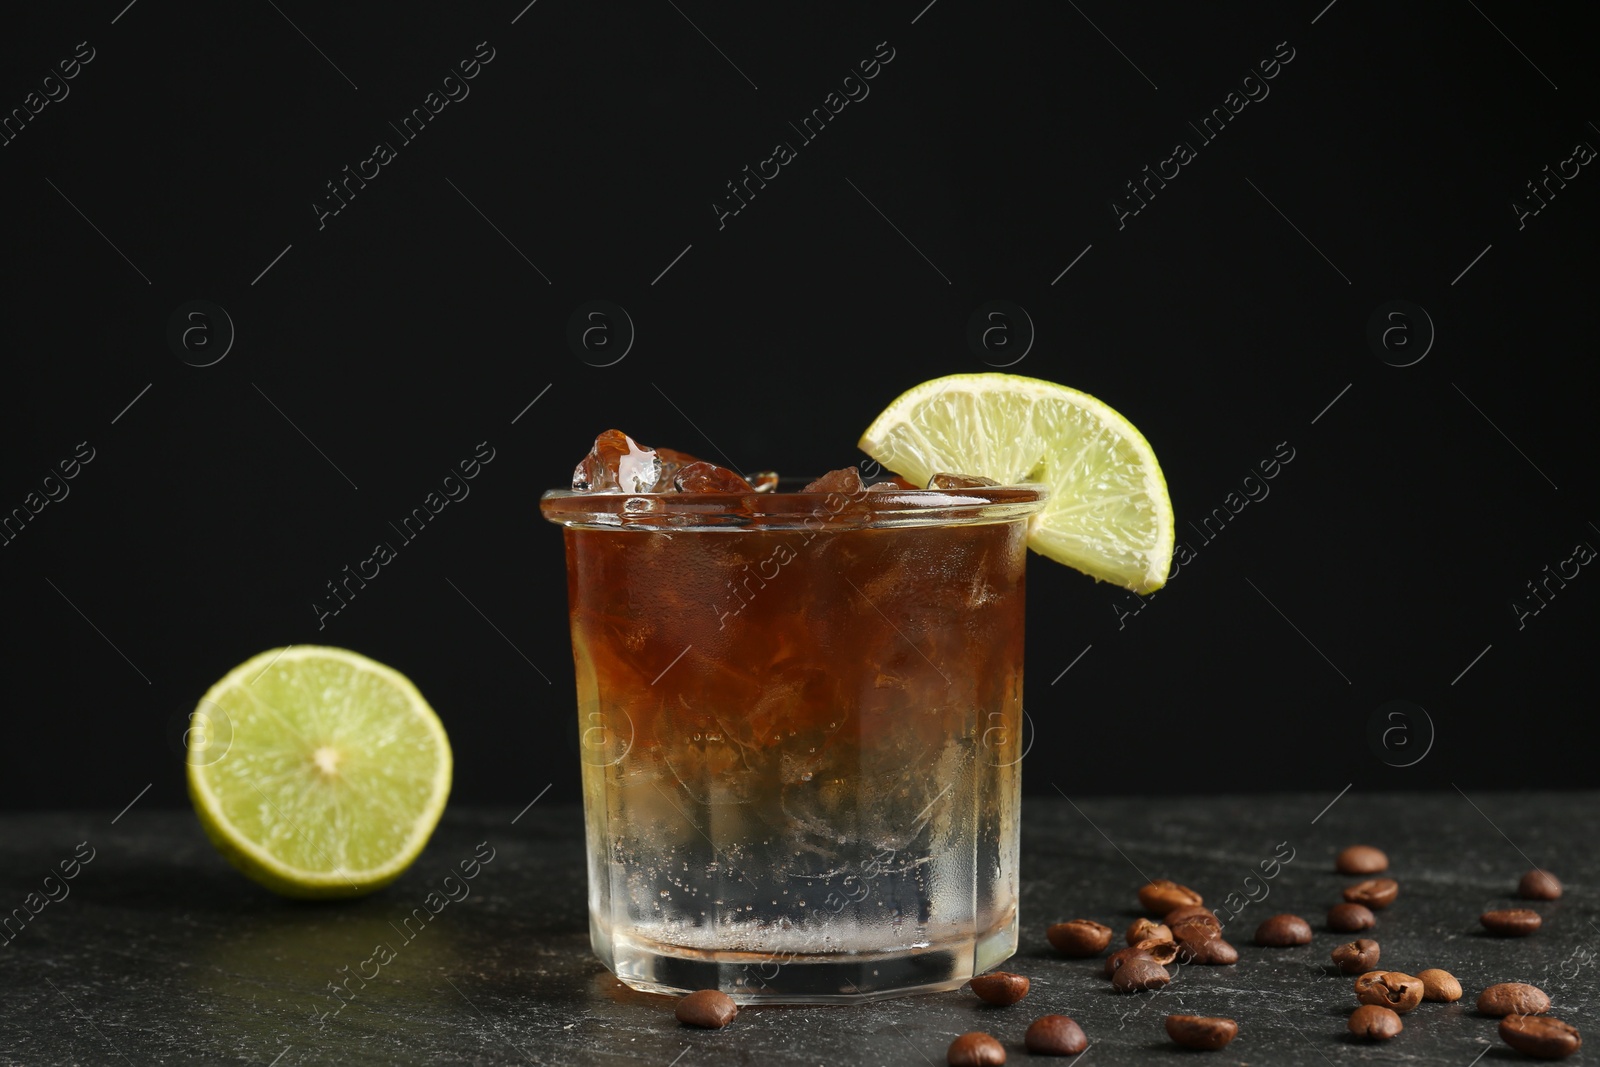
[1171,916,1220,939]
[1500,1014,1582,1059]
[1255,913,1313,947]
[1478,982,1551,1017]
[1519,869,1563,901]
[1348,1004,1403,1040]
[1482,908,1542,937]
[948,1031,1006,1066]
[1336,845,1389,874]
[1164,904,1219,926]
[1111,957,1171,992]
[1193,938,1239,965]
[1165,1014,1239,1050]
[1138,879,1203,914]
[1024,1015,1088,1056]
[1331,939,1381,975]
[675,989,738,1029]
[1327,903,1377,932]
[1171,919,1221,959]
[1126,918,1171,946]
[1105,946,1154,978]
[1354,971,1423,1013]
[1417,969,1462,1002]
[1047,919,1112,958]
[1343,878,1399,909]
[969,971,1030,1006]
[1132,937,1179,966]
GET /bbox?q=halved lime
[186,646,452,898]
[860,373,1174,592]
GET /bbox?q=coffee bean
[675,989,737,1029]
[1482,908,1542,936]
[947,1031,1005,1066]
[1478,982,1550,1017]
[1519,869,1563,901]
[1047,919,1112,958]
[1255,913,1313,947]
[1125,918,1171,946]
[1417,969,1462,1002]
[1171,916,1220,939]
[1165,1015,1239,1050]
[1354,971,1423,1013]
[1138,879,1203,914]
[969,971,1030,1006]
[1336,845,1389,874]
[1348,1004,1403,1040]
[1171,919,1221,959]
[1500,1014,1582,1059]
[1331,939,1381,974]
[1105,946,1154,978]
[1193,938,1239,965]
[1164,904,1219,926]
[1172,935,1205,966]
[1342,878,1399,909]
[1132,937,1179,966]
[1327,903,1377,932]
[1111,957,1170,992]
[1024,1015,1087,1056]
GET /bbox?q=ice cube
[571,429,663,493]
[654,446,703,467]
[867,475,920,491]
[802,467,866,494]
[675,461,754,493]
[746,471,779,493]
[653,446,704,490]
[928,472,1000,489]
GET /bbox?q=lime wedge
[859,373,1174,592]
[186,646,452,898]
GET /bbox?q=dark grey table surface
[2,793,1593,1065]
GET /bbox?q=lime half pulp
[186,646,452,898]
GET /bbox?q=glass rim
[540,483,1049,531]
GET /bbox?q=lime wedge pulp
[186,646,452,898]
[859,373,1175,592]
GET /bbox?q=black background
[2,0,1595,812]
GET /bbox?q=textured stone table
[2,793,1593,1065]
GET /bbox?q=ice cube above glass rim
[567,429,1007,496]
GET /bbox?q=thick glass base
[600,911,1019,1004]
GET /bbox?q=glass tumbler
[541,483,1046,1002]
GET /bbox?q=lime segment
[186,646,452,898]
[859,373,1174,592]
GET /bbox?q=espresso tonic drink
[542,431,1046,1002]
